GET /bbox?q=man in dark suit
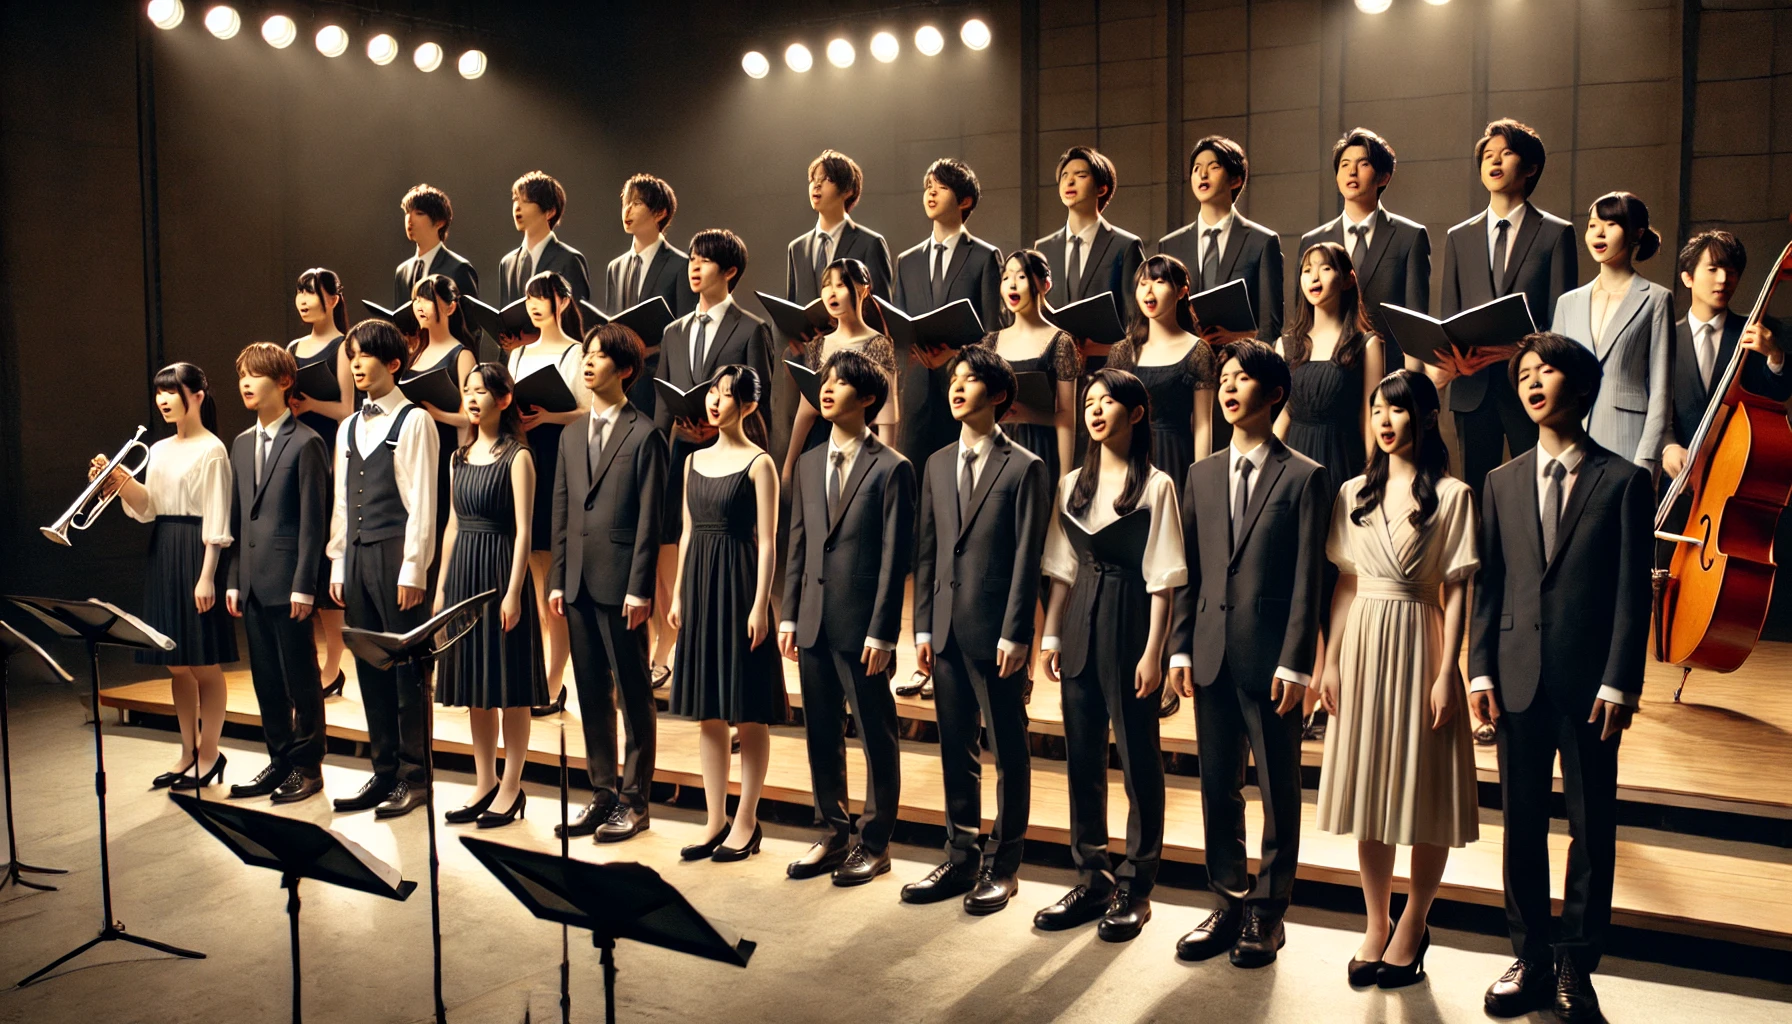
[1470,332,1654,1023]
[1298,128,1430,363]
[1166,340,1329,969]
[395,184,486,361]
[1438,119,1579,495]
[224,343,331,804]
[499,170,592,313]
[549,324,668,844]
[901,346,1048,915]
[1033,145,1146,323]
[603,173,696,419]
[778,350,916,887]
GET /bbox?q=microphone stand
[559,719,571,1024]
[425,665,445,1024]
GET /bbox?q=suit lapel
[943,233,975,295]
[1460,212,1493,303]
[1318,215,1346,248]
[587,408,636,499]
[1229,442,1288,563]
[1498,211,1544,297]
[700,307,743,379]
[251,417,297,513]
[1078,223,1117,299]
[1219,216,1251,281]
[427,248,450,277]
[1507,448,1547,575]
[1043,229,1070,294]
[645,245,677,299]
[955,438,1011,544]
[1596,279,1650,361]
[827,436,881,539]
[1674,319,1705,406]
[1545,449,1608,577]
[1358,210,1395,283]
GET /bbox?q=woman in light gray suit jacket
[1550,192,1673,471]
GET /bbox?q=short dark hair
[925,158,981,221]
[1509,331,1603,418]
[622,173,677,232]
[512,170,567,228]
[1331,128,1396,197]
[808,149,864,211]
[947,344,1017,422]
[1678,229,1747,279]
[347,318,410,369]
[689,229,748,292]
[822,348,890,422]
[1190,135,1249,201]
[1219,339,1291,420]
[1475,118,1546,197]
[582,321,646,390]
[1055,145,1118,211]
[401,183,454,240]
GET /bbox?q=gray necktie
[958,448,977,522]
[1696,323,1717,389]
[1231,456,1254,551]
[1067,235,1084,300]
[1201,228,1222,291]
[1349,224,1369,267]
[931,242,948,305]
[624,254,643,307]
[1492,219,1511,293]
[691,314,711,376]
[813,232,831,282]
[256,429,273,484]
[514,248,534,297]
[1542,458,1566,559]
[589,413,611,477]
[827,449,846,518]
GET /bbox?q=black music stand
[0,620,71,893]
[5,595,205,986]
[461,837,755,1024]
[341,588,495,1024]
[169,792,415,1023]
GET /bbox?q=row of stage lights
[1355,0,1451,11]
[145,0,488,79]
[742,18,991,78]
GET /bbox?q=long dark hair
[456,363,526,464]
[1005,249,1052,320]
[1068,367,1153,519]
[153,361,219,435]
[296,267,349,336]
[821,257,889,336]
[1122,254,1197,351]
[1351,369,1450,527]
[711,364,769,450]
[1282,242,1372,371]
[411,273,476,352]
[524,270,584,338]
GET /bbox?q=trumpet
[42,426,151,546]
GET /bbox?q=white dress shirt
[914,429,1026,657]
[125,433,234,547]
[1039,466,1188,652]
[779,427,893,650]
[1689,309,1725,389]
[1340,205,1379,256]
[1486,202,1528,275]
[812,217,849,271]
[619,237,662,304]
[1194,209,1237,280]
[689,294,735,375]
[327,387,440,591]
[927,228,964,285]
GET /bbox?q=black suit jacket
[1469,443,1653,714]
[784,216,894,304]
[782,434,915,651]
[1299,207,1429,355]
[1169,438,1329,694]
[653,302,775,436]
[602,240,696,318]
[1441,206,1578,413]
[1670,314,1792,446]
[226,416,330,606]
[1035,218,1147,321]
[1159,212,1285,340]
[499,234,592,306]
[891,230,1005,329]
[394,246,480,308]
[912,432,1049,659]
[550,404,668,606]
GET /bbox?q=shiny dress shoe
[151,762,194,789]
[831,844,891,886]
[786,838,850,879]
[595,803,650,843]
[1473,720,1497,745]
[1375,927,1430,989]
[1176,901,1244,961]
[1483,958,1555,1017]
[530,688,567,718]
[894,670,930,698]
[1096,890,1152,942]
[1302,708,1329,742]
[270,770,324,805]
[1347,918,1395,987]
[649,665,671,690]
[168,754,227,791]
[1553,955,1601,1023]
[1229,907,1286,968]
[444,785,500,825]
[333,776,396,812]
[374,780,427,819]
[711,823,763,862]
[321,670,346,700]
[555,796,613,839]
[1158,684,1180,718]
[681,821,732,861]
[963,865,1018,915]
[476,790,527,828]
[900,859,980,905]
[229,762,289,799]
[1033,884,1112,931]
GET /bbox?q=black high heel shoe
[152,757,197,789]
[476,790,527,829]
[681,821,731,861]
[321,670,346,700]
[1375,927,1430,989]
[168,754,227,791]
[1348,918,1395,987]
[530,689,567,718]
[444,785,500,825]
[710,823,762,862]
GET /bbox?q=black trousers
[344,539,429,783]
[1195,662,1304,914]
[1455,376,1539,496]
[565,593,656,809]
[242,594,325,773]
[1061,660,1164,897]
[1497,685,1622,971]
[932,636,1031,875]
[797,632,901,853]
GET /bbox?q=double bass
[1653,240,1792,678]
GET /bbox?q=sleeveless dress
[1108,337,1218,496]
[435,445,549,709]
[669,455,786,725]
[290,335,348,602]
[979,329,1082,483]
[403,342,468,571]
[510,342,587,552]
[802,332,897,452]
[1284,350,1366,491]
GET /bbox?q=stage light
[870,31,899,63]
[827,38,855,68]
[961,18,991,50]
[915,25,944,56]
[1424,0,1452,4]
[1354,0,1392,11]
[261,14,295,49]
[367,32,397,65]
[147,0,184,30]
[414,42,443,72]
[203,5,240,39]
[785,43,813,73]
[457,49,487,79]
[742,50,770,78]
[315,24,348,58]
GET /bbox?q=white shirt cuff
[1274,666,1312,688]
[1469,675,1496,694]
[291,593,313,606]
[1040,635,1061,652]
[226,589,239,602]
[864,637,895,652]
[398,563,428,591]
[1168,653,1192,669]
[549,589,564,603]
[330,560,344,586]
[913,632,932,648]
[1768,354,1785,375]
[778,620,797,634]
[996,638,1025,658]
[1596,685,1640,709]
[624,594,650,610]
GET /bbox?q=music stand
[169,792,415,1023]
[6,595,205,986]
[341,588,495,1024]
[461,837,755,1024]
[0,620,71,893]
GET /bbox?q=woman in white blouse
[91,362,236,790]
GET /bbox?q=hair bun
[1636,227,1661,262]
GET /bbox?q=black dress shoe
[711,823,762,862]
[1033,884,1112,931]
[1158,684,1180,718]
[1347,918,1394,987]
[681,821,731,861]
[1553,955,1601,1023]
[1229,907,1285,968]
[594,803,650,843]
[333,776,396,812]
[1096,890,1151,942]
[270,770,324,804]
[374,780,427,819]
[964,865,1018,915]
[229,762,289,799]
[894,670,929,697]
[476,790,527,828]
[444,785,500,825]
[1375,927,1430,989]
[530,688,567,717]
[1176,901,1244,961]
[321,670,346,700]
[900,859,979,905]
[151,763,193,789]
[1302,707,1329,741]
[787,837,850,879]
[831,844,891,886]
[555,795,613,839]
[168,754,226,791]
[1483,958,1555,1017]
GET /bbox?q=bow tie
[363,401,387,419]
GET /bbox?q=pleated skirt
[137,516,238,666]
[435,528,548,709]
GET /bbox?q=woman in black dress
[402,275,477,590]
[435,364,546,828]
[980,249,1082,483]
[668,365,784,862]
[288,268,354,698]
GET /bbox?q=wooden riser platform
[99,673,1792,951]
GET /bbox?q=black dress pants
[243,594,325,773]
[1195,661,1304,915]
[797,630,901,852]
[1061,659,1164,897]
[932,636,1031,875]
[566,593,657,809]
[344,538,429,783]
